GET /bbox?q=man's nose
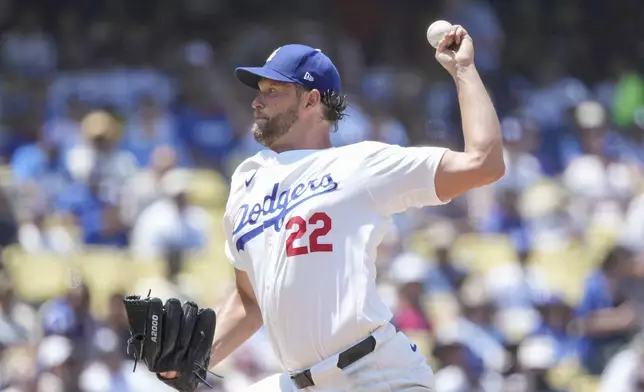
[252,95,264,110]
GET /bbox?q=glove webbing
[126,289,152,373]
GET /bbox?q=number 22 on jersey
[285,212,333,257]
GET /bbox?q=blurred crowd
[0,0,642,391]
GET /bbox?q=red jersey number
[285,212,334,257]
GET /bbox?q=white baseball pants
[243,323,435,392]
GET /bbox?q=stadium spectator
[484,236,550,310]
[130,169,210,261]
[0,273,37,347]
[425,228,469,295]
[40,283,97,364]
[390,252,433,334]
[530,293,579,363]
[43,96,87,153]
[175,84,237,172]
[573,245,640,374]
[120,144,179,226]
[122,95,191,168]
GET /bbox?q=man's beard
[252,105,299,147]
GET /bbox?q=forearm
[580,310,635,337]
[454,66,503,173]
[210,289,263,368]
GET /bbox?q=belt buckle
[291,369,315,389]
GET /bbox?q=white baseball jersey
[223,141,448,371]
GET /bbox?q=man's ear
[305,89,321,108]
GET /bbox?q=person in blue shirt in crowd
[41,283,97,362]
[531,293,580,362]
[482,188,528,242]
[559,100,644,169]
[43,95,88,154]
[56,110,135,248]
[425,242,469,295]
[58,173,129,249]
[12,139,63,185]
[121,95,192,168]
[175,88,237,172]
[573,245,640,374]
[455,294,509,389]
[11,127,70,218]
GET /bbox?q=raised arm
[433,25,505,202]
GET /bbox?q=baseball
[427,20,452,49]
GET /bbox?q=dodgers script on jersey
[223,141,448,372]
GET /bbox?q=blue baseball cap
[235,44,341,94]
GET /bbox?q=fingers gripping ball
[432,23,475,75]
[123,293,219,392]
[426,20,453,49]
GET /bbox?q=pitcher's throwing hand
[435,24,475,77]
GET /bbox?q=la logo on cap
[266,47,281,62]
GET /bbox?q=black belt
[290,335,377,389]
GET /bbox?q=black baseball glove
[123,293,218,392]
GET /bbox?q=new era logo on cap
[234,44,341,94]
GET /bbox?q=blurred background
[0,0,642,391]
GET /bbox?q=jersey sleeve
[222,162,254,272]
[223,211,251,271]
[361,142,449,215]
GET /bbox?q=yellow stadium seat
[585,226,617,257]
[42,214,82,238]
[2,244,22,262]
[73,247,132,318]
[188,169,230,208]
[205,207,226,255]
[408,230,435,259]
[181,252,234,306]
[72,248,170,318]
[450,233,516,273]
[547,357,585,390]
[0,164,12,186]
[128,259,168,287]
[2,248,71,303]
[519,179,565,220]
[569,374,600,392]
[531,245,591,305]
[423,293,460,327]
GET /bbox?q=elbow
[486,157,506,183]
[475,152,505,186]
